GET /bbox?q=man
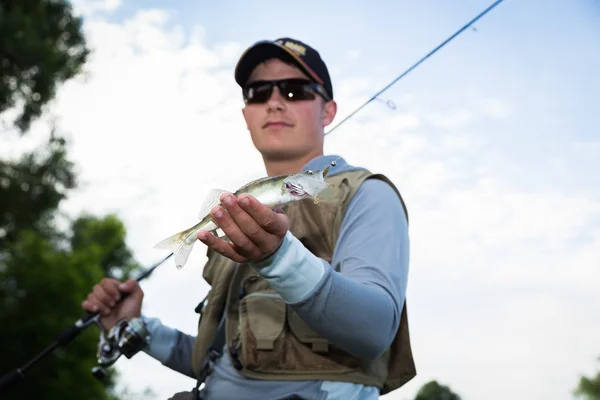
[82,37,416,399]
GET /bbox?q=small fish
[154,167,333,269]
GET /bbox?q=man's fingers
[118,278,143,300]
[197,194,288,264]
[210,203,263,258]
[82,299,98,313]
[93,283,117,308]
[100,279,122,302]
[273,206,285,214]
[216,195,278,254]
[238,194,288,237]
[85,293,112,315]
[197,230,248,263]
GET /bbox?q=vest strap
[193,313,227,395]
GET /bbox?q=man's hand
[81,278,144,332]
[197,193,289,263]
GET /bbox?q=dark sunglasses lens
[244,80,319,103]
[244,82,274,103]
[279,81,317,101]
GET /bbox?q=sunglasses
[243,78,330,104]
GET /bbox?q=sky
[3,0,600,399]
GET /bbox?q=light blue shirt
[141,155,411,399]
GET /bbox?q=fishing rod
[0,252,173,394]
[325,0,505,137]
[0,0,504,393]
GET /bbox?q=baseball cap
[234,37,334,100]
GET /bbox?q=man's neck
[263,151,323,176]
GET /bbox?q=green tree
[0,0,89,133]
[0,2,152,398]
[0,134,144,400]
[575,357,600,400]
[0,131,76,249]
[415,380,462,400]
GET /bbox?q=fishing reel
[91,317,150,380]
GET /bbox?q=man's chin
[260,148,303,162]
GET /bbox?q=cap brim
[234,41,324,88]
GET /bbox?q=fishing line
[326,0,505,167]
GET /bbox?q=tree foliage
[574,357,600,400]
[0,134,143,400]
[0,1,150,399]
[415,380,462,400]
[0,0,89,132]
[0,132,77,248]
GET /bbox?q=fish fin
[198,188,228,219]
[154,232,194,270]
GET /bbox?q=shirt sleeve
[249,177,410,360]
[141,315,197,378]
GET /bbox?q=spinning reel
[91,317,151,380]
[0,253,172,394]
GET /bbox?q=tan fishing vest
[191,169,416,394]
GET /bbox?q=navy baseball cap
[234,37,334,100]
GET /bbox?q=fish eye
[306,170,314,175]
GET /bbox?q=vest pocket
[237,290,359,374]
[238,291,287,371]
[286,308,360,373]
[287,308,330,353]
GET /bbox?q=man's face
[241,58,336,161]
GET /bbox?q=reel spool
[91,317,150,380]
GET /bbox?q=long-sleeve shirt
[141,155,410,400]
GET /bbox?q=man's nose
[266,87,286,111]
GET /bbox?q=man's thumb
[118,279,141,296]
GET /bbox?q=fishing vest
[190,168,417,394]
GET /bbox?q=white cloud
[428,109,473,129]
[71,0,122,16]
[572,140,600,154]
[7,7,257,397]
[480,97,514,119]
[6,4,599,400]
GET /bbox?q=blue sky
[6,0,597,398]
[104,0,600,192]
[92,0,600,197]
[103,0,600,147]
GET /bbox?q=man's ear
[322,100,337,127]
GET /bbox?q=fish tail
[154,231,195,270]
